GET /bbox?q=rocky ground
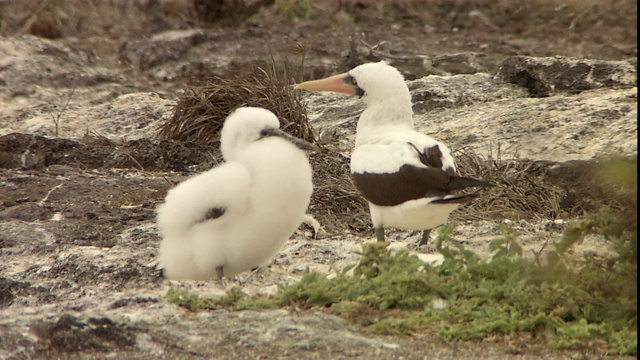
[0,1,637,359]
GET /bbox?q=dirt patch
[0,132,217,171]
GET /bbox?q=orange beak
[295,72,357,96]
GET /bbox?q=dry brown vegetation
[158,66,316,145]
[455,151,638,224]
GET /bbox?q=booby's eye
[346,75,357,86]
[346,74,365,98]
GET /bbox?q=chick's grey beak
[261,128,322,152]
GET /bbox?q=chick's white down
[156,107,314,280]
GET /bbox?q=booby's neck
[355,98,414,146]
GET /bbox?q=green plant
[167,209,637,355]
[489,225,523,259]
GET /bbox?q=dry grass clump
[158,66,316,146]
[453,149,638,222]
[543,156,638,222]
[308,150,370,235]
[453,149,564,221]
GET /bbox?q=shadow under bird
[296,61,493,245]
[156,107,318,280]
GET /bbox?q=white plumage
[296,61,491,244]
[351,131,460,232]
[156,107,315,280]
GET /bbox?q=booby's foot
[215,266,227,287]
[418,229,432,246]
[215,277,229,288]
[375,227,386,242]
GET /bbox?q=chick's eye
[346,75,357,86]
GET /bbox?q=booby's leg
[418,229,432,246]
[375,227,385,242]
[215,266,224,280]
[215,266,228,287]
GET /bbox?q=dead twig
[124,152,144,172]
[531,239,549,267]
[50,86,76,139]
[38,183,63,207]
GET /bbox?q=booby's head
[221,107,319,161]
[295,61,410,106]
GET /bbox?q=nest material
[453,151,564,222]
[542,156,638,222]
[158,67,316,146]
[308,150,371,235]
[452,150,638,223]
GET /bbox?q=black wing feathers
[352,165,450,206]
[351,144,493,207]
[195,207,226,225]
[410,144,457,176]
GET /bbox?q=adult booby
[156,107,316,280]
[296,61,492,245]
